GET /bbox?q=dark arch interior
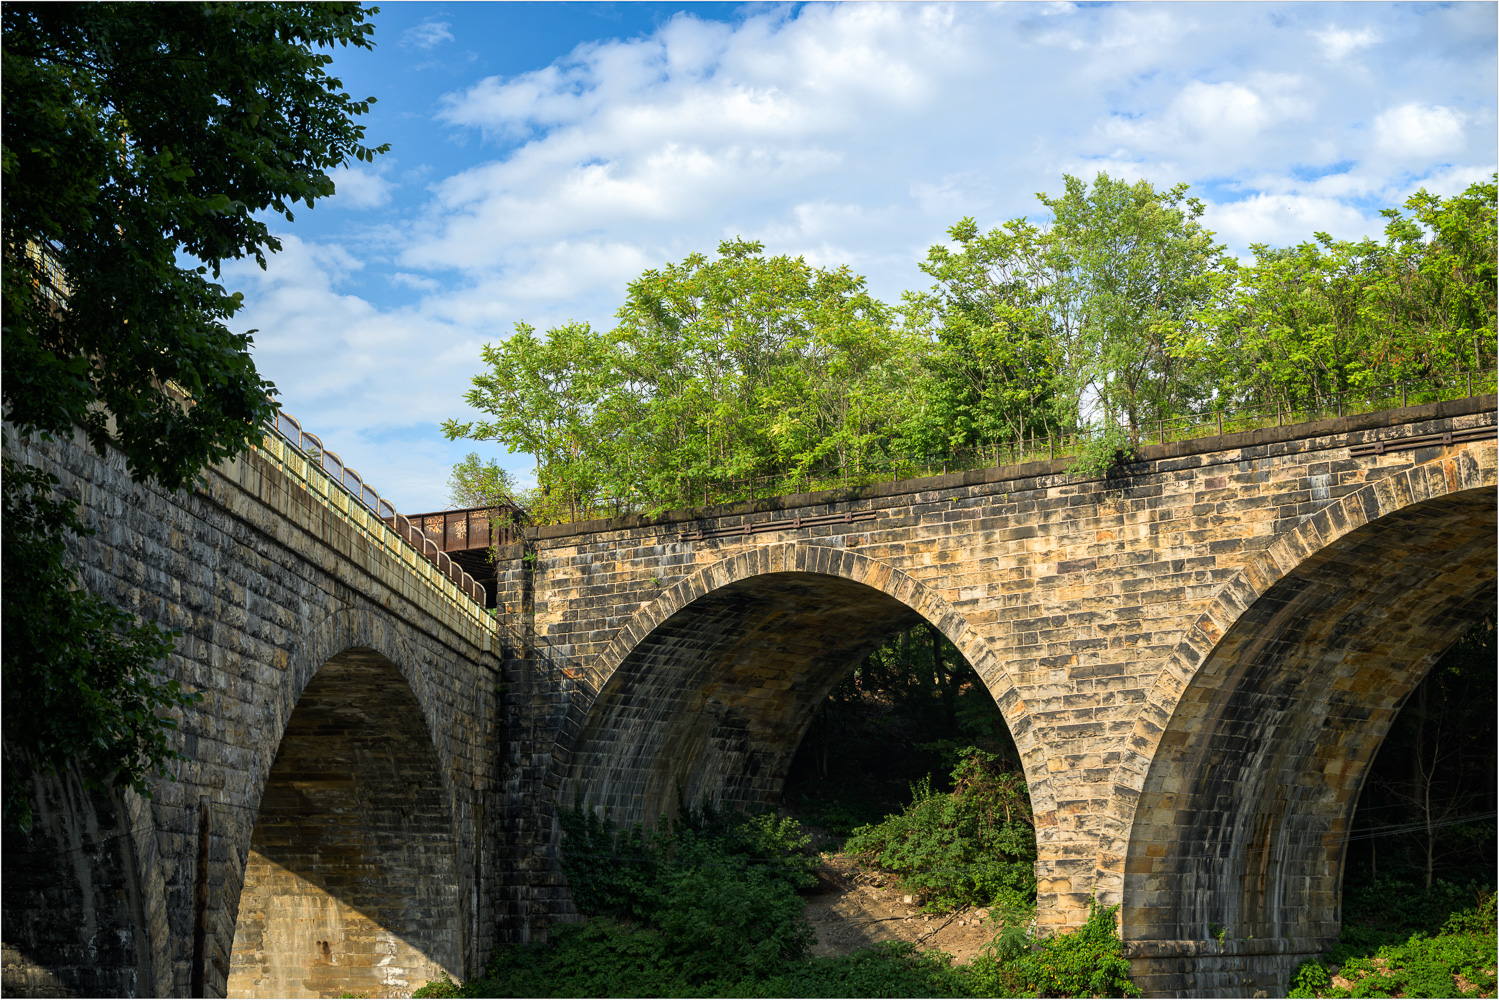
[1122,488,1497,953]
[226,648,461,999]
[560,572,932,825]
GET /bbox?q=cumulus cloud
[327,164,396,209]
[1204,193,1378,256]
[1101,76,1313,158]
[1374,102,1468,161]
[224,2,1497,510]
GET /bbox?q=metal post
[1216,410,1223,436]
[1468,371,1473,398]
[1277,401,1282,427]
[1158,418,1165,444]
[1402,383,1407,408]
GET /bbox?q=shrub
[552,802,818,984]
[1313,891,1498,999]
[844,747,1036,912]
[1287,960,1332,998]
[963,902,1140,999]
[747,941,970,998]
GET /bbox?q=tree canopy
[444,238,918,515]
[448,174,1496,519]
[1,1,387,829]
[3,1,386,485]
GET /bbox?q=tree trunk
[933,628,957,731]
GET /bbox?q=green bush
[1288,960,1332,998]
[549,803,818,985]
[430,928,976,998]
[747,941,970,998]
[654,863,815,981]
[1308,891,1498,999]
[998,903,1141,999]
[844,747,1036,912]
[1332,874,1490,962]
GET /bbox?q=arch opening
[226,647,461,999]
[562,572,927,823]
[559,565,1033,853]
[1122,488,1496,964]
[781,617,1025,835]
[1339,614,1496,926]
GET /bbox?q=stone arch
[1105,452,1495,968]
[222,607,464,998]
[550,542,1047,827]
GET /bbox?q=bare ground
[801,857,1001,965]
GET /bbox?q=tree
[2,2,388,828]
[445,239,913,515]
[447,452,525,510]
[441,320,618,521]
[1037,173,1227,446]
[898,216,1066,456]
[1209,177,1498,412]
[909,175,1231,473]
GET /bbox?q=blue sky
[223,1,1498,513]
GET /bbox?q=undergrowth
[843,746,1036,912]
[414,788,1139,998]
[1288,887,1497,999]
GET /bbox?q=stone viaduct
[2,394,1495,998]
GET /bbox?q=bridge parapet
[258,409,493,609]
[242,419,494,638]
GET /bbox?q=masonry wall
[0,774,153,997]
[4,397,1495,999]
[226,650,463,998]
[1,429,501,998]
[497,397,1497,996]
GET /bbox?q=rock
[975,908,990,920]
[903,895,914,904]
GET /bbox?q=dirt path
[801,857,1002,965]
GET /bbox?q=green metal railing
[249,413,496,635]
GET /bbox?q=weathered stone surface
[2,395,1494,999]
[2,428,501,999]
[502,396,1496,997]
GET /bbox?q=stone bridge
[2,427,502,999]
[2,395,1495,998]
[502,395,1496,995]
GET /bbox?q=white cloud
[1311,26,1380,61]
[226,2,1496,511]
[1100,76,1313,161]
[1374,102,1468,160]
[327,164,395,209]
[1204,193,1378,255]
[403,20,454,50]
